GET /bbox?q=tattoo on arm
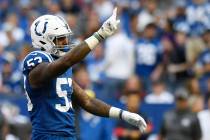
[29,42,91,87]
[72,80,111,117]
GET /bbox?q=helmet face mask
[30,15,74,57]
[49,33,76,56]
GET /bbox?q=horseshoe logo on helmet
[34,21,48,36]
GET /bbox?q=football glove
[121,111,147,133]
[97,7,120,39]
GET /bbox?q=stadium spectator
[135,23,163,92]
[1,13,25,52]
[185,29,209,65]
[186,0,210,35]
[159,87,201,140]
[137,0,160,32]
[123,75,143,95]
[102,29,135,101]
[195,36,210,93]
[144,80,174,104]
[186,36,205,66]
[0,52,23,95]
[1,102,31,140]
[167,30,190,88]
[171,1,190,34]
[114,84,152,140]
[120,75,145,104]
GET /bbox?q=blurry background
[0,0,210,140]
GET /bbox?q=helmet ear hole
[41,47,46,51]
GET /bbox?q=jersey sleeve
[22,51,53,75]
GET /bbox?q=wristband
[84,32,104,50]
[94,32,104,41]
[109,107,122,119]
[84,35,99,50]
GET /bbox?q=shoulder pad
[22,51,54,75]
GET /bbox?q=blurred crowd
[0,0,210,140]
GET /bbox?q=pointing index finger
[112,7,118,19]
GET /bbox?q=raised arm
[28,42,91,87]
[29,8,120,88]
[71,80,147,133]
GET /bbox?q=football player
[22,8,147,140]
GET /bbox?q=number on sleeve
[26,56,42,67]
